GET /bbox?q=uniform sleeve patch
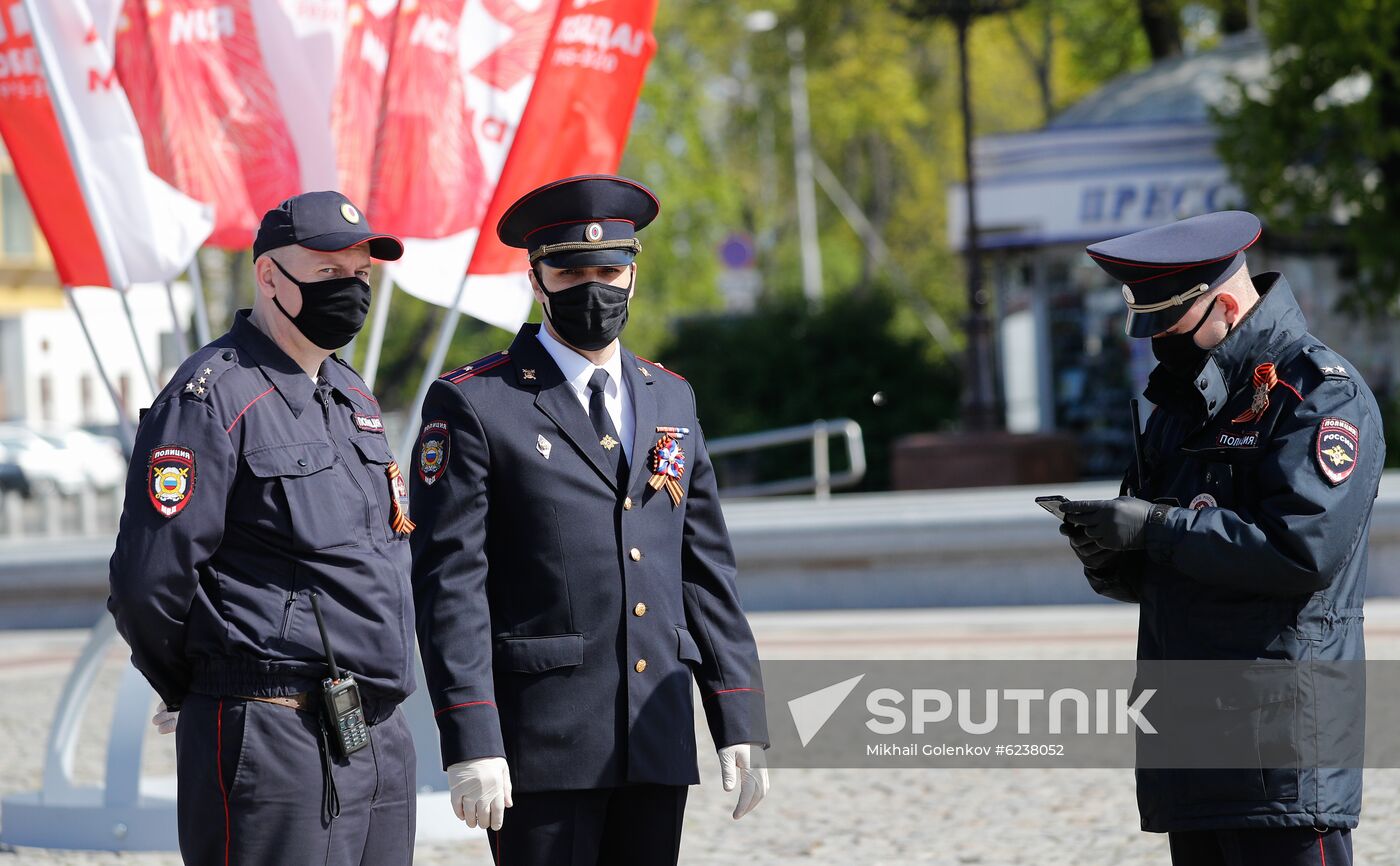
[417,421,450,486]
[148,445,196,518]
[1316,417,1359,485]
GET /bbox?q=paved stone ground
[3,604,1400,865]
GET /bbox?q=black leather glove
[1058,522,1120,569]
[1062,497,1154,551]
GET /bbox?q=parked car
[0,425,86,497]
[35,427,127,490]
[0,441,30,497]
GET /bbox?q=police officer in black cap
[410,174,770,865]
[109,191,419,865]
[1060,211,1383,865]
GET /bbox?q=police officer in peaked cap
[1060,211,1383,865]
[409,174,771,865]
[109,191,419,865]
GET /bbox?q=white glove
[447,756,513,831]
[718,743,769,819]
[151,701,178,735]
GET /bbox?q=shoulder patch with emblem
[1316,417,1359,485]
[418,420,450,486]
[442,350,511,384]
[148,444,196,518]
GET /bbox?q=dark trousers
[485,784,688,866]
[1168,828,1352,866]
[176,694,416,866]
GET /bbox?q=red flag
[115,0,301,248]
[468,0,659,276]
[0,5,109,286]
[331,0,400,206]
[368,0,490,240]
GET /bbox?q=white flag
[24,0,212,288]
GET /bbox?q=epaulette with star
[441,349,511,384]
[178,349,239,401]
[1302,345,1352,381]
[633,354,686,381]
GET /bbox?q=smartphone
[1035,495,1070,521]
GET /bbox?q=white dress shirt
[536,325,634,462]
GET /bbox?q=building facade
[948,32,1398,477]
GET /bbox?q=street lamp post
[901,0,1024,432]
[744,12,823,307]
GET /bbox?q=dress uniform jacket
[108,311,416,711]
[410,324,769,792]
[1087,275,1384,832]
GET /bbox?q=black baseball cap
[252,191,403,261]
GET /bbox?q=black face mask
[270,257,371,350]
[1151,298,1219,376]
[538,267,632,352]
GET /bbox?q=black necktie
[587,368,628,482]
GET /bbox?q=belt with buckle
[237,693,314,713]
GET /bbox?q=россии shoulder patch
[148,444,196,517]
[418,421,449,486]
[1315,417,1359,486]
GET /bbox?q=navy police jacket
[410,324,769,792]
[1088,275,1384,832]
[108,311,416,713]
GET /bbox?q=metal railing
[0,488,120,538]
[708,418,865,499]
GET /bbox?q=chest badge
[147,445,196,518]
[648,434,687,507]
[537,434,552,459]
[386,462,415,535]
[1231,363,1278,424]
[1189,492,1218,510]
[417,421,449,486]
[353,413,385,434]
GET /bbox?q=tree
[1214,0,1400,310]
[1137,0,1183,59]
[359,0,1158,429]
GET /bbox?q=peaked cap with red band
[1086,210,1262,338]
[497,174,660,268]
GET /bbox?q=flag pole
[362,270,395,390]
[23,0,131,295]
[25,0,161,402]
[68,289,135,453]
[118,289,159,396]
[164,281,191,356]
[398,273,469,460]
[186,254,212,345]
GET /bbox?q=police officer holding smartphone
[109,192,419,866]
[1061,211,1383,866]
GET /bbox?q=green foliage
[1214,0,1400,311]
[660,287,960,491]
